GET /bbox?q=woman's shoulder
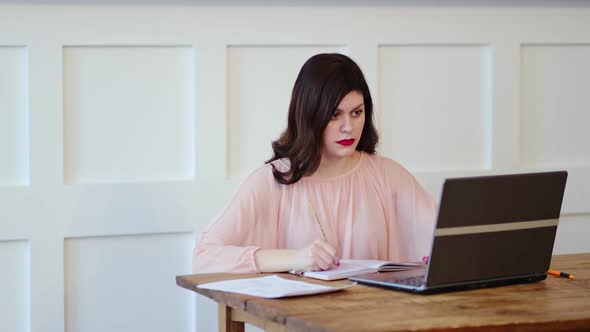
[360,153,421,193]
[236,162,280,194]
[241,158,295,188]
[362,152,413,178]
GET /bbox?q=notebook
[349,171,568,294]
[291,259,424,281]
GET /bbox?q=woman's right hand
[292,240,340,272]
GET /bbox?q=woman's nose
[340,116,352,132]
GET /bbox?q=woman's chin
[325,149,357,160]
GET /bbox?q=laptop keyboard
[394,275,425,286]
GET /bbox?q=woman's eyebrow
[336,103,364,112]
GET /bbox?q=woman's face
[321,90,365,162]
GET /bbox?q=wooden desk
[177,254,590,332]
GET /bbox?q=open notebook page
[294,259,424,280]
[294,263,377,281]
[341,259,423,271]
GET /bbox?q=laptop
[349,171,568,294]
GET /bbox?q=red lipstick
[337,139,355,146]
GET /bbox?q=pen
[547,269,575,280]
[289,269,306,276]
[308,200,339,267]
[308,200,327,241]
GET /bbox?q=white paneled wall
[0,240,29,332]
[63,46,195,184]
[520,44,590,169]
[64,233,194,332]
[0,3,589,332]
[0,46,29,186]
[378,45,492,172]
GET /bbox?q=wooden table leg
[219,303,245,332]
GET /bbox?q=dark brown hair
[266,53,378,185]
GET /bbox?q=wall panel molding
[63,45,196,184]
[0,240,30,332]
[378,44,492,172]
[64,233,194,332]
[0,46,29,186]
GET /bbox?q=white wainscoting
[0,3,589,332]
[0,240,29,332]
[64,233,194,332]
[378,44,493,172]
[0,46,29,186]
[520,44,590,169]
[63,46,196,184]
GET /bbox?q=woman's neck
[313,151,361,179]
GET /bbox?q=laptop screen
[425,171,568,286]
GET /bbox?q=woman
[193,53,437,274]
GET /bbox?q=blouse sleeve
[407,175,438,258]
[385,159,438,260]
[192,165,279,273]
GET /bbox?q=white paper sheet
[197,275,356,299]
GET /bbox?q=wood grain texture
[177,254,590,332]
[219,303,245,332]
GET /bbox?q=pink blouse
[193,152,437,273]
